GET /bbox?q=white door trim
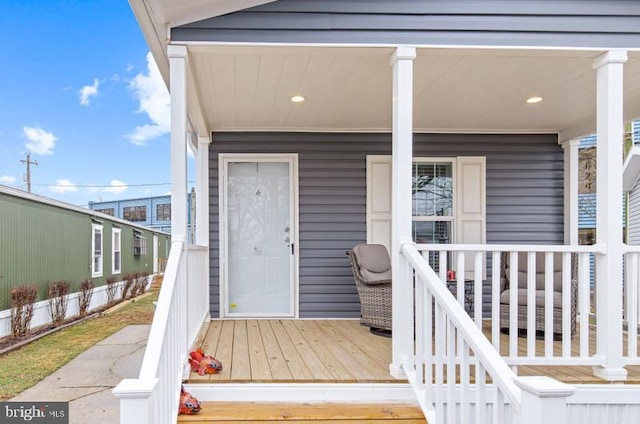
[218,153,300,318]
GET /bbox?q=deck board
[271,320,316,381]
[231,321,252,381]
[177,402,427,423]
[281,320,336,381]
[259,320,294,381]
[247,320,272,381]
[291,320,357,382]
[188,319,640,385]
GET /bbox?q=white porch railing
[113,241,209,424]
[416,243,606,368]
[624,246,640,364]
[401,243,575,424]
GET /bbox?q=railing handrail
[401,242,522,408]
[415,243,604,254]
[623,243,640,254]
[139,240,184,380]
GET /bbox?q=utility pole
[20,153,38,192]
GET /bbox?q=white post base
[389,362,406,379]
[593,366,628,382]
[514,376,575,424]
[112,378,157,424]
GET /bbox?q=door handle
[291,243,294,255]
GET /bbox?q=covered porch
[116,1,640,423]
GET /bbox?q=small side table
[446,279,474,315]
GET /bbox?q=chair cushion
[499,289,563,307]
[353,244,392,282]
[504,252,565,292]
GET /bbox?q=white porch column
[169,45,188,243]
[390,46,416,378]
[168,44,190,356]
[593,50,628,381]
[195,135,210,247]
[561,139,580,245]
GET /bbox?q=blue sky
[0,0,186,207]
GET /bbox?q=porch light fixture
[290,95,305,103]
[526,96,543,104]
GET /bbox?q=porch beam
[561,139,580,245]
[593,50,628,382]
[195,135,210,247]
[169,45,189,243]
[390,46,416,378]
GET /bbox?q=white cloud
[79,78,100,106]
[127,52,170,146]
[0,175,16,185]
[49,179,78,194]
[23,126,57,155]
[102,179,128,194]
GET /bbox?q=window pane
[123,206,147,222]
[413,221,452,270]
[412,221,452,244]
[413,162,453,217]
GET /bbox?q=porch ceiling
[186,45,640,141]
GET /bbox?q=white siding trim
[92,223,104,278]
[112,227,122,275]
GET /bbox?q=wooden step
[177,402,427,423]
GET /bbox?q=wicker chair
[499,252,577,339]
[346,244,392,336]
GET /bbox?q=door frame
[218,153,300,318]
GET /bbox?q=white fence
[416,243,607,367]
[0,276,152,339]
[400,243,576,424]
[113,241,209,424]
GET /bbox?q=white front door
[221,155,298,317]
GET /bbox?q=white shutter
[366,155,392,253]
[456,156,486,278]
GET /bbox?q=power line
[31,181,196,189]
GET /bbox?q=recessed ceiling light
[291,95,305,103]
[526,96,543,104]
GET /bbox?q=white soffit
[185,45,640,135]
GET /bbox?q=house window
[95,208,114,216]
[112,228,122,274]
[412,161,454,243]
[134,231,147,256]
[157,203,171,221]
[412,160,454,270]
[123,206,147,222]
[92,224,103,277]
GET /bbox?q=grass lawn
[0,292,157,400]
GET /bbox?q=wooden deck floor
[189,320,398,383]
[188,319,640,385]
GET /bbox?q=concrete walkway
[11,325,150,424]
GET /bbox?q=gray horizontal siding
[173,0,640,48]
[209,132,563,318]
